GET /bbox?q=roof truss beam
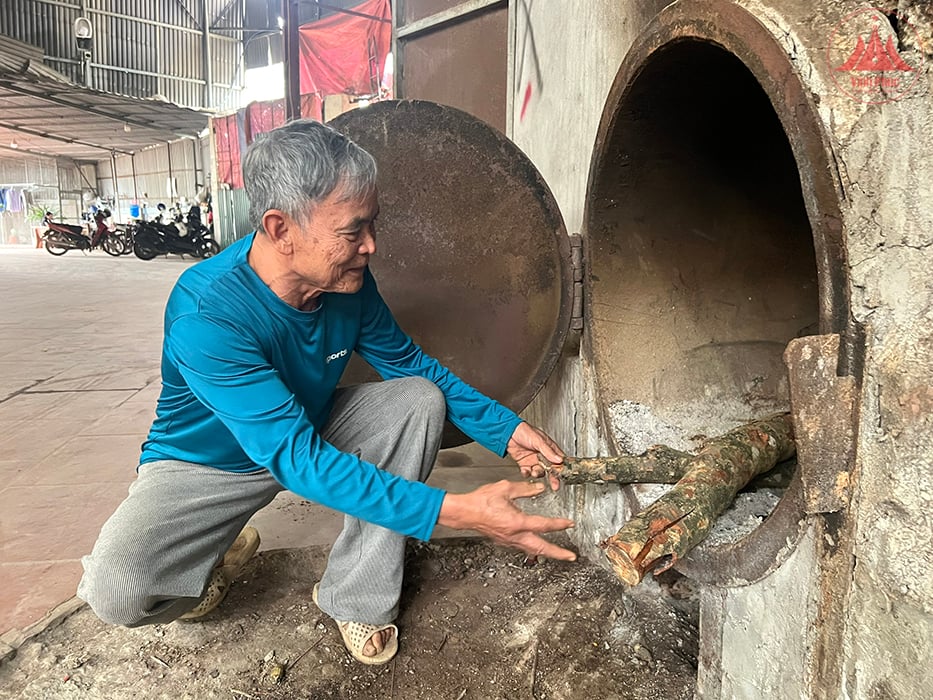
[0,121,133,156]
[0,80,191,138]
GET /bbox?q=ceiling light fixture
[9,139,18,149]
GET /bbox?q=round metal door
[329,100,572,447]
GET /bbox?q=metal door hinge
[570,233,583,332]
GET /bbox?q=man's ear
[261,209,294,252]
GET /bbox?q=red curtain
[213,113,244,189]
[217,1,388,189]
[298,0,391,98]
[242,95,322,146]
[246,99,288,143]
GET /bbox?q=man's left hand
[507,422,564,491]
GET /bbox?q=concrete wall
[512,0,669,453]
[819,1,933,695]
[509,0,933,697]
[705,528,820,699]
[729,2,933,696]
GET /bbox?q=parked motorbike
[132,204,219,260]
[42,210,125,256]
[113,221,137,254]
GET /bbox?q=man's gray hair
[242,118,376,232]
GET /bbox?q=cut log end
[600,539,643,587]
[601,535,679,586]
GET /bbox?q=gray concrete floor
[0,247,515,638]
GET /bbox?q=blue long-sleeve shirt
[140,233,522,541]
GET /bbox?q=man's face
[291,186,379,295]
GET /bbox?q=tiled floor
[0,248,515,638]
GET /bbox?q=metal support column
[165,141,175,200]
[506,0,516,138]
[201,0,214,108]
[130,153,139,209]
[110,152,121,220]
[283,0,301,121]
[391,0,403,99]
[56,161,64,220]
[191,138,202,191]
[79,0,91,88]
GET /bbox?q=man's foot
[335,619,399,664]
[312,583,399,665]
[341,620,396,657]
[179,526,260,620]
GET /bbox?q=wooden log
[552,446,694,485]
[598,413,796,586]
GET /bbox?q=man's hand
[438,480,577,561]
[507,421,563,491]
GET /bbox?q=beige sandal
[179,526,261,620]
[218,526,261,579]
[312,582,399,665]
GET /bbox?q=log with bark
[553,446,694,485]
[550,413,796,586]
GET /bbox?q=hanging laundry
[7,189,24,213]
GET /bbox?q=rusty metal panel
[785,334,859,514]
[403,0,461,24]
[400,6,508,132]
[330,100,571,444]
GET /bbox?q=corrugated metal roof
[0,34,211,161]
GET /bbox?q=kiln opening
[584,39,820,567]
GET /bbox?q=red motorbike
[42,210,126,256]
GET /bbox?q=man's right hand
[437,480,577,561]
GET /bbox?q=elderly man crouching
[78,119,575,665]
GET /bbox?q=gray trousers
[78,377,445,628]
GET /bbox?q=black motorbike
[133,204,219,260]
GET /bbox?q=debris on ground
[0,539,697,700]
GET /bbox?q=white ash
[607,397,788,457]
[700,488,784,547]
[608,400,694,454]
[662,396,788,444]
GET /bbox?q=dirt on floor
[0,538,698,700]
